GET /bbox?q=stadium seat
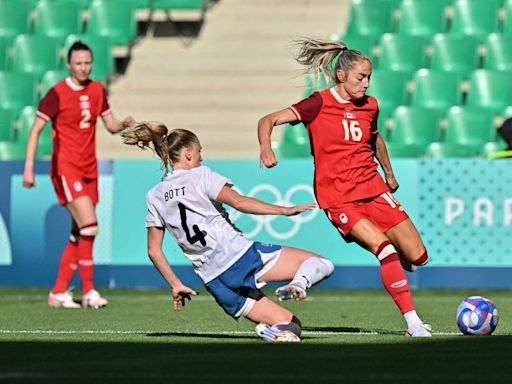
[16,105,52,157]
[424,142,478,158]
[0,141,27,160]
[410,69,462,112]
[86,0,137,52]
[483,33,512,71]
[33,0,83,43]
[330,34,377,63]
[389,106,442,147]
[504,0,512,33]
[152,0,208,11]
[397,0,447,38]
[278,123,311,158]
[0,107,16,141]
[429,33,479,78]
[11,34,62,79]
[444,106,497,151]
[0,71,38,114]
[366,70,409,111]
[502,105,512,118]
[304,72,330,97]
[0,1,32,41]
[450,0,500,41]
[465,70,512,113]
[0,36,9,70]
[376,33,427,74]
[481,138,508,157]
[64,34,114,83]
[39,70,68,100]
[346,0,396,37]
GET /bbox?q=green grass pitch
[1,288,511,383]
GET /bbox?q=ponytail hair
[294,37,370,84]
[120,122,198,171]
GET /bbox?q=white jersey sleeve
[144,166,252,283]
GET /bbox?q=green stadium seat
[278,123,311,158]
[0,1,32,41]
[424,142,478,158]
[0,36,9,70]
[11,34,62,79]
[466,70,512,113]
[87,0,137,51]
[0,141,27,160]
[429,33,479,78]
[502,105,512,118]
[33,0,83,43]
[483,33,512,71]
[450,0,500,41]
[153,0,208,10]
[346,0,396,37]
[444,106,497,151]
[0,107,16,141]
[397,0,447,38]
[16,105,52,157]
[304,72,330,97]
[0,71,38,114]
[481,138,508,157]
[390,106,442,147]
[376,33,427,74]
[39,70,68,100]
[410,69,462,112]
[330,34,377,63]
[504,0,512,33]
[64,34,114,83]
[367,69,409,111]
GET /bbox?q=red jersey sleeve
[37,88,60,121]
[100,86,111,116]
[289,92,323,125]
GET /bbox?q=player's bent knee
[319,258,335,276]
[79,223,99,237]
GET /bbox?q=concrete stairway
[98,0,350,160]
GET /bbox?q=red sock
[78,235,95,294]
[376,241,415,314]
[52,240,79,294]
[412,249,429,266]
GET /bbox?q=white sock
[272,321,302,337]
[292,258,334,288]
[404,310,423,328]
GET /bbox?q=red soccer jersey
[290,88,389,208]
[37,78,111,178]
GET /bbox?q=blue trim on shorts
[204,242,281,318]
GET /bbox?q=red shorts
[325,192,409,241]
[51,175,98,206]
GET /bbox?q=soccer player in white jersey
[121,122,334,342]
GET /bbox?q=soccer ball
[456,296,499,335]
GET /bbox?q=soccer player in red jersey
[257,38,431,336]
[22,41,135,309]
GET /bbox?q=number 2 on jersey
[178,203,207,246]
[342,119,362,141]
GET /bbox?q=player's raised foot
[82,289,108,309]
[48,290,81,308]
[275,282,307,302]
[400,258,418,273]
[405,322,432,337]
[255,323,301,342]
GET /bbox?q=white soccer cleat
[82,289,108,309]
[275,282,307,302]
[400,258,418,273]
[405,322,432,337]
[255,323,301,342]
[48,291,81,308]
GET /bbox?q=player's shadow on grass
[146,332,254,340]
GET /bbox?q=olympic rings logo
[226,184,319,240]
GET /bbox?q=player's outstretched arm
[217,185,316,216]
[102,112,136,134]
[147,227,198,311]
[373,132,399,192]
[22,117,47,188]
[257,108,298,169]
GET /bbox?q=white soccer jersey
[145,165,253,283]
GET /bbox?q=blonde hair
[294,38,370,84]
[120,122,198,171]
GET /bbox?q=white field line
[0,328,469,336]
